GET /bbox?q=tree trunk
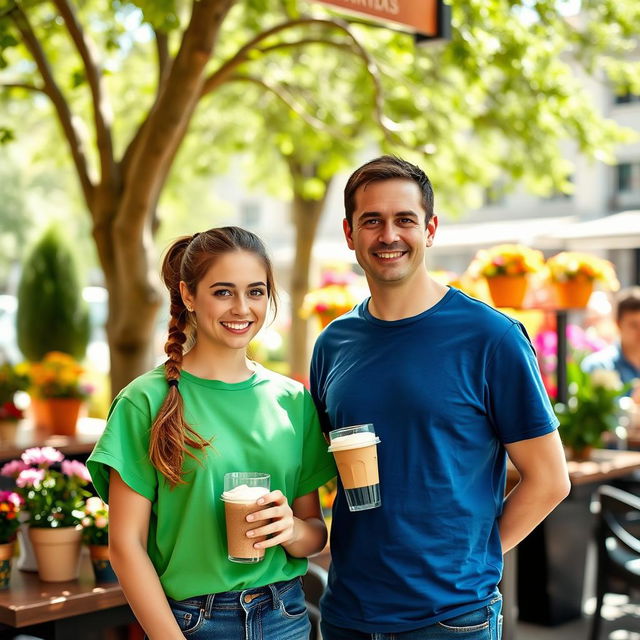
[92,190,163,397]
[288,186,328,383]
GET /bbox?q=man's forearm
[499,478,569,554]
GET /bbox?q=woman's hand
[246,490,298,550]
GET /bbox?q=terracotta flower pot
[31,398,83,436]
[0,541,15,589]
[552,276,594,309]
[29,525,83,582]
[89,544,118,583]
[486,275,528,309]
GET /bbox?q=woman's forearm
[110,541,185,640]
[281,516,328,558]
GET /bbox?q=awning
[542,210,640,250]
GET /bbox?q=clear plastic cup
[221,472,270,563]
[328,424,381,511]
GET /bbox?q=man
[310,156,570,640]
[582,287,640,391]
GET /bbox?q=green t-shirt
[87,364,336,600]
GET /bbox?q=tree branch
[52,0,115,189]
[258,37,356,55]
[200,16,404,144]
[0,81,46,94]
[8,3,94,208]
[222,73,347,136]
[154,28,172,97]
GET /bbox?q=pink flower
[94,516,108,529]
[21,446,64,467]
[61,459,91,483]
[0,460,29,478]
[81,517,92,527]
[85,496,105,515]
[0,490,22,507]
[16,468,45,488]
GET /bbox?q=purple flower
[21,446,64,467]
[61,459,91,483]
[0,460,29,478]
[16,468,45,488]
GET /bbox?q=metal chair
[302,562,328,640]
[590,484,640,640]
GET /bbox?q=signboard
[315,0,448,38]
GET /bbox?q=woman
[87,227,336,639]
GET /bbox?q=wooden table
[0,552,134,639]
[511,448,640,626]
[0,417,106,465]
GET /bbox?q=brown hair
[343,155,435,229]
[150,226,277,487]
[616,286,640,322]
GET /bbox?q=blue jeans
[165,577,311,639]
[321,594,503,640]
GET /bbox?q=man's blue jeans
[321,593,503,640]
[164,577,310,639]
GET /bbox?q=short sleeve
[310,341,333,435]
[295,391,337,498]
[485,323,559,444]
[87,395,158,504]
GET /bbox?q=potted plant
[0,490,23,589]
[25,351,93,435]
[0,360,30,441]
[545,251,620,308]
[467,244,545,308]
[1,446,91,581]
[301,266,361,328]
[81,497,117,583]
[554,363,631,460]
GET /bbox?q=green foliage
[16,227,89,361]
[555,362,632,453]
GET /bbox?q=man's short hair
[615,286,640,322]
[343,155,434,228]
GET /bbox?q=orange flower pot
[552,277,594,309]
[31,398,83,436]
[29,525,83,582]
[486,275,528,309]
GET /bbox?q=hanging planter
[29,525,83,582]
[486,275,528,309]
[552,276,594,309]
[546,252,620,310]
[467,244,545,310]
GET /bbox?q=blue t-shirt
[581,344,640,390]
[310,287,558,633]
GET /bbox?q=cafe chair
[303,562,328,640]
[590,484,640,640]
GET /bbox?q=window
[616,163,640,194]
[614,92,640,105]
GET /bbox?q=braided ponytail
[149,235,210,487]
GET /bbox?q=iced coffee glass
[221,472,270,563]
[328,424,381,511]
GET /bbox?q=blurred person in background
[582,286,640,399]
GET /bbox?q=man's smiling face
[344,178,436,287]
